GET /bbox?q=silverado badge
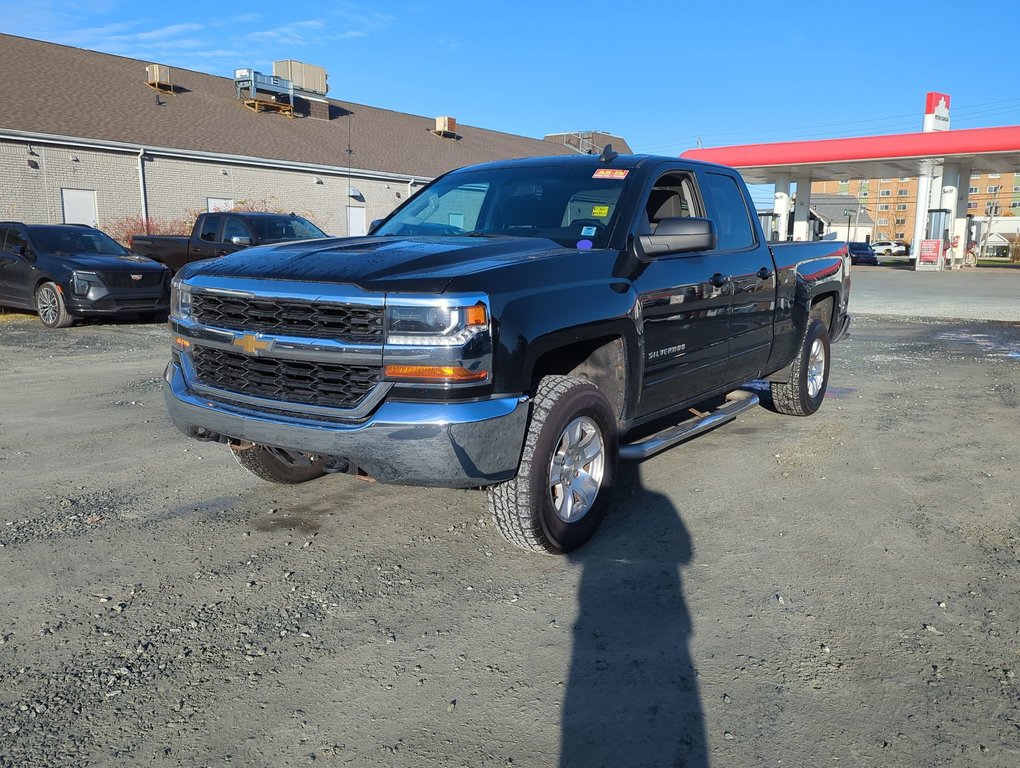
[233,333,273,355]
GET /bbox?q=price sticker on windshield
[591,205,609,217]
[592,168,629,179]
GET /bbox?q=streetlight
[843,208,854,242]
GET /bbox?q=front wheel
[35,282,74,328]
[487,375,618,554]
[231,444,328,484]
[771,318,830,416]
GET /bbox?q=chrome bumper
[162,360,530,488]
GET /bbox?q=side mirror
[230,236,252,246]
[368,219,383,235]
[637,217,717,258]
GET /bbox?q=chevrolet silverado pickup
[131,211,327,273]
[163,150,851,554]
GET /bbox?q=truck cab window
[199,215,223,242]
[704,172,755,250]
[642,175,696,234]
[223,217,249,242]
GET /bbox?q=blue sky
[5,0,1020,159]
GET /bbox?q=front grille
[191,346,381,409]
[98,271,165,289]
[192,293,383,343]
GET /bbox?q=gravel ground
[0,299,1018,767]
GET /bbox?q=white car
[871,240,909,257]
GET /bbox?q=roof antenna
[599,143,619,163]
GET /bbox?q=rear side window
[3,228,28,253]
[704,172,755,251]
[199,215,223,242]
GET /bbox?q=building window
[877,218,889,225]
[971,173,981,179]
[989,173,1001,178]
[895,232,906,239]
[967,201,978,209]
[895,218,906,225]
[1013,186,1020,193]
[880,178,892,182]
[898,177,910,182]
[896,204,908,211]
[968,186,979,194]
[987,185,1001,193]
[838,179,849,184]
[897,189,909,196]
[880,190,892,197]
[1011,201,1020,209]
[859,191,868,197]
[878,203,890,211]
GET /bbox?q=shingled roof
[0,33,574,178]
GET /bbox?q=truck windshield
[30,227,128,256]
[250,215,326,242]
[374,165,630,249]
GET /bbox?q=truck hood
[42,252,166,272]
[185,235,573,293]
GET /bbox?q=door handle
[216,249,228,256]
[757,267,773,280]
[709,272,730,288]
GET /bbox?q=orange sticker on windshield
[592,168,629,179]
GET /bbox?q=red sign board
[919,239,942,265]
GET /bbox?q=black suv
[0,223,171,328]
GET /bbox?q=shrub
[104,214,191,246]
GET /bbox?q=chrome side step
[619,391,760,461]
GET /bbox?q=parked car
[847,241,878,266]
[0,222,170,328]
[871,240,908,258]
[130,212,328,273]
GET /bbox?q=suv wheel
[35,282,74,328]
[487,375,618,554]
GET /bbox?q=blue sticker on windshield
[581,226,597,237]
[576,239,593,250]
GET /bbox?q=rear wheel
[771,318,830,416]
[35,282,74,328]
[231,444,328,484]
[487,375,618,554]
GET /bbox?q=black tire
[771,318,830,416]
[487,375,618,554]
[231,444,328,484]
[35,282,74,328]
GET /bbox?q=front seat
[645,189,685,233]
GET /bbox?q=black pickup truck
[163,151,851,554]
[130,211,327,273]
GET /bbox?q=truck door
[633,173,732,417]
[189,214,224,263]
[698,170,776,383]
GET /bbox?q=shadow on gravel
[561,463,707,768]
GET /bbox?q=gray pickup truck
[131,211,326,273]
[164,151,851,554]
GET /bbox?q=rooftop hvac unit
[273,60,328,95]
[435,116,457,135]
[145,64,172,88]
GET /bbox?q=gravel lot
[0,276,1018,767]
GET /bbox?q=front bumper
[163,360,530,488]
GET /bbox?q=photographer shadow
[561,462,708,768]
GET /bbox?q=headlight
[71,270,98,297]
[170,277,192,319]
[386,301,488,346]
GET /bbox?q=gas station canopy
[681,125,1020,184]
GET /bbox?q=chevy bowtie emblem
[233,333,273,355]
[130,274,143,281]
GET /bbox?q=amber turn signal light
[384,364,487,382]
